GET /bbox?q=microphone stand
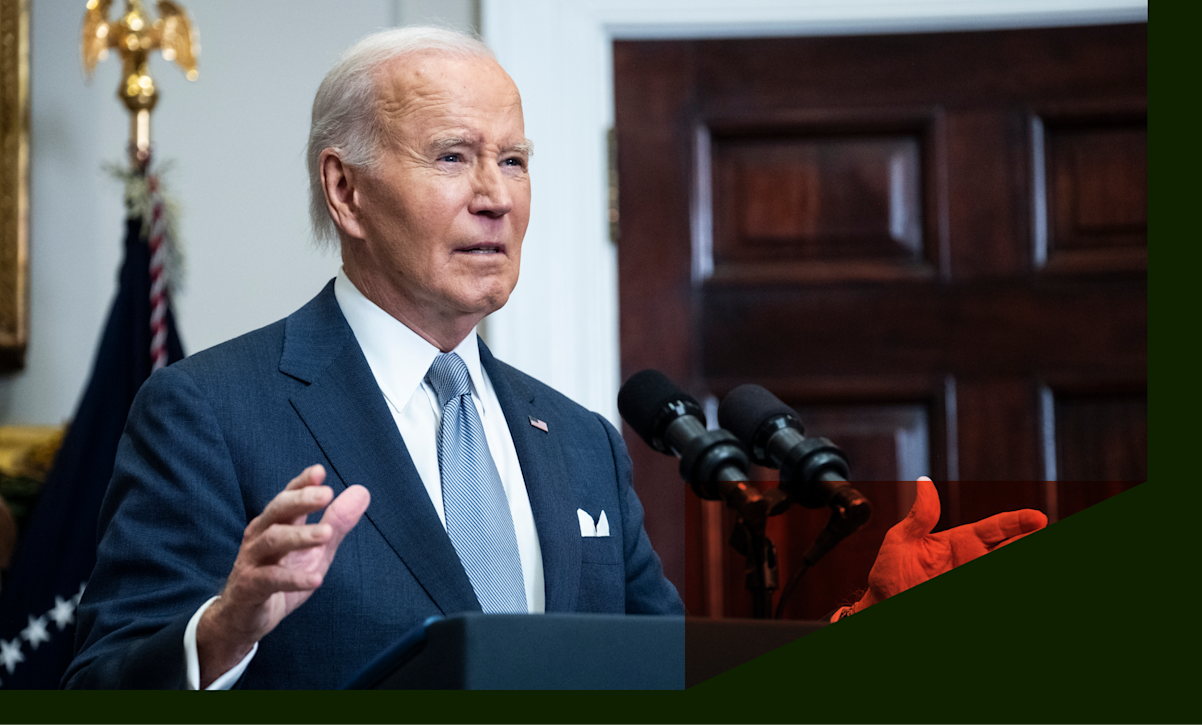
[724,455,869,619]
[727,488,790,619]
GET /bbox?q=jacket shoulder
[168,279,344,386]
[171,318,287,381]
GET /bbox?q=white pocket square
[577,508,610,537]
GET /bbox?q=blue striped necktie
[425,352,527,613]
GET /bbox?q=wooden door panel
[1054,393,1148,482]
[1047,124,1147,249]
[714,135,924,263]
[1039,115,1148,274]
[954,379,1042,482]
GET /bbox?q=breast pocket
[580,535,622,564]
[578,560,624,614]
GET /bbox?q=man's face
[346,52,531,337]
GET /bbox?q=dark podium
[344,613,684,689]
[343,613,825,689]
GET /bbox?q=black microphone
[718,384,871,532]
[618,370,770,529]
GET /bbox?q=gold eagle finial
[82,0,199,167]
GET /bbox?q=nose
[468,160,513,218]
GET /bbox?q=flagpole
[131,108,151,171]
[81,0,200,171]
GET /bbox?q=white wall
[0,0,476,425]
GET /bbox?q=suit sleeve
[595,414,685,615]
[63,365,247,689]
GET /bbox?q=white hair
[306,26,496,246]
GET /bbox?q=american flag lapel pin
[529,415,549,433]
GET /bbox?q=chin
[453,292,507,321]
[465,279,516,316]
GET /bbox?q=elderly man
[65,27,682,691]
[65,27,1044,690]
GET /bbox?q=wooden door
[614,23,1146,619]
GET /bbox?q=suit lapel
[281,284,480,616]
[480,341,580,613]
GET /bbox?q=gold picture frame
[0,0,28,371]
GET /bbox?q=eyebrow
[424,136,535,157]
[506,140,535,158]
[426,136,471,155]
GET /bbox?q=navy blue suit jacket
[64,282,682,689]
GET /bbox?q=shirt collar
[333,268,486,409]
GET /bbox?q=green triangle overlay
[691,482,1197,723]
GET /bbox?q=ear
[320,149,368,241]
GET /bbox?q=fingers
[1020,509,1049,532]
[237,466,335,571]
[241,519,334,565]
[316,486,370,566]
[245,467,333,539]
[241,475,369,568]
[284,464,326,491]
[321,484,371,542]
[898,476,941,539]
[969,508,1048,548]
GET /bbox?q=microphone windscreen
[718,384,799,446]
[617,369,701,448]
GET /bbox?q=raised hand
[847,477,1047,615]
[196,465,369,687]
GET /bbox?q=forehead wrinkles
[372,55,522,149]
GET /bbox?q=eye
[440,153,462,163]
[502,157,526,168]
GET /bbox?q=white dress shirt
[184,269,544,689]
